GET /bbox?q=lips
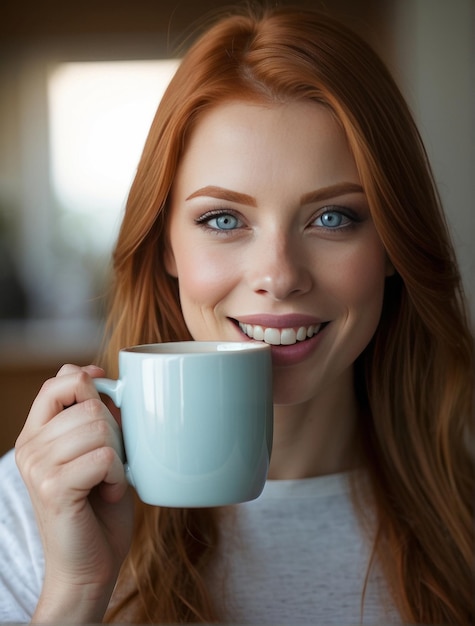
[238,322,321,346]
[230,316,328,366]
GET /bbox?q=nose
[247,229,313,300]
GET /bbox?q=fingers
[34,445,127,513]
[23,398,123,467]
[16,363,125,504]
[17,365,105,441]
[56,363,105,379]
[13,363,133,615]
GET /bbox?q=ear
[164,242,178,278]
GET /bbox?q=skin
[15,364,134,622]
[166,100,394,479]
[15,98,393,621]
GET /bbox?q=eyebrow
[185,182,364,206]
[300,182,364,204]
[186,186,257,206]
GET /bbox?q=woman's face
[166,100,393,405]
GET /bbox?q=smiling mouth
[236,321,326,346]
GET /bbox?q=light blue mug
[94,341,273,507]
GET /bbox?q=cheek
[174,244,238,307]
[321,242,388,316]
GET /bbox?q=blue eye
[315,210,352,229]
[211,214,239,230]
[197,211,243,231]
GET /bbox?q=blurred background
[0,0,473,455]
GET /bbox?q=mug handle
[93,377,124,408]
[93,378,135,488]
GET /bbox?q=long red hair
[102,6,474,623]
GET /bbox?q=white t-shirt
[209,474,400,624]
[0,449,44,622]
[0,448,400,623]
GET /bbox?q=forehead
[173,99,360,196]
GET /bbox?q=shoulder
[0,447,33,519]
[1,445,24,482]
[0,448,44,621]
[0,447,27,505]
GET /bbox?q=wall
[387,0,474,319]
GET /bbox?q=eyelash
[194,206,361,234]
[195,209,244,234]
[312,206,361,231]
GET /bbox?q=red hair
[103,6,474,623]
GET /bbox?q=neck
[268,371,361,480]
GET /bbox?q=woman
[1,5,473,624]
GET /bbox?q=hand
[15,364,134,622]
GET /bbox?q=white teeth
[264,328,281,345]
[238,322,322,346]
[253,325,264,341]
[281,328,297,345]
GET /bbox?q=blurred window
[47,59,180,256]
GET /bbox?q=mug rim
[121,341,270,356]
